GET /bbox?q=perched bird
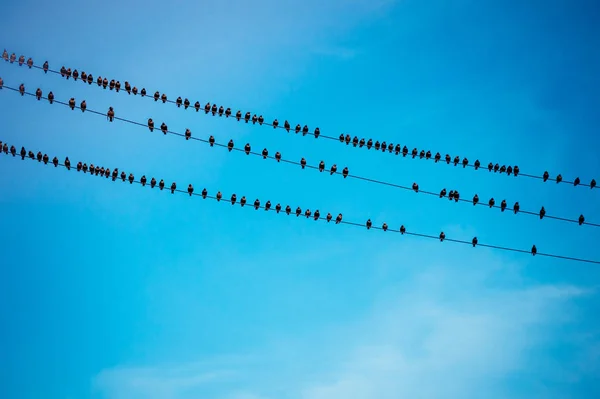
[400,225,406,234]
[591,179,596,189]
[531,245,537,256]
[151,177,156,188]
[513,166,519,176]
[366,219,372,230]
[543,171,549,182]
[382,223,388,231]
[188,184,193,196]
[275,152,281,162]
[210,136,215,146]
[539,206,546,219]
[556,174,563,184]
[170,182,176,194]
[195,101,201,112]
[272,119,279,128]
[326,213,332,222]
[330,164,337,175]
[335,213,343,224]
[216,192,222,201]
[141,176,147,186]
[579,215,585,226]
[228,140,234,152]
[176,97,182,107]
[574,177,580,187]
[313,210,320,220]
[240,196,247,207]
[462,158,468,168]
[439,188,447,198]
[412,182,419,193]
[161,122,168,134]
[439,232,445,242]
[262,148,268,159]
[35,88,42,100]
[342,167,349,178]
[453,156,459,166]
[285,205,291,215]
[159,179,165,190]
[184,98,190,109]
[202,188,207,199]
[275,203,282,213]
[474,160,480,170]
[148,119,154,132]
[513,202,520,214]
[319,161,325,172]
[64,157,71,170]
[501,200,507,212]
[472,237,478,247]
[265,201,271,211]
[19,83,25,96]
[296,207,302,217]
[489,198,495,208]
[107,107,115,122]
[305,209,311,218]
[69,98,75,110]
[472,194,479,205]
[153,91,160,101]
[301,158,307,169]
[80,100,86,112]
[185,129,191,140]
[43,61,48,73]
[244,143,250,154]
[231,194,237,205]
[314,128,320,138]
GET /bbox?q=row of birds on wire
[1,49,596,190]
[0,81,595,229]
[3,137,592,264]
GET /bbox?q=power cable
[1,82,597,229]
[2,140,597,265]
[2,50,596,191]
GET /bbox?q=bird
[366,219,372,230]
[579,215,585,226]
[539,206,546,219]
[472,237,478,247]
[255,199,262,209]
[188,184,193,196]
[531,245,537,256]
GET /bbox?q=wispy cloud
[93,258,598,399]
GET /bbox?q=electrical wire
[1,140,598,265]
[1,82,597,229]
[2,50,597,191]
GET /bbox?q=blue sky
[1,0,600,398]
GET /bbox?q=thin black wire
[2,83,598,229]
[1,144,597,265]
[2,51,597,190]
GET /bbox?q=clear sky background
[1,0,600,398]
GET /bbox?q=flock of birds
[1,49,597,189]
[1,49,597,262]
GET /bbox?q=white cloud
[93,258,598,399]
